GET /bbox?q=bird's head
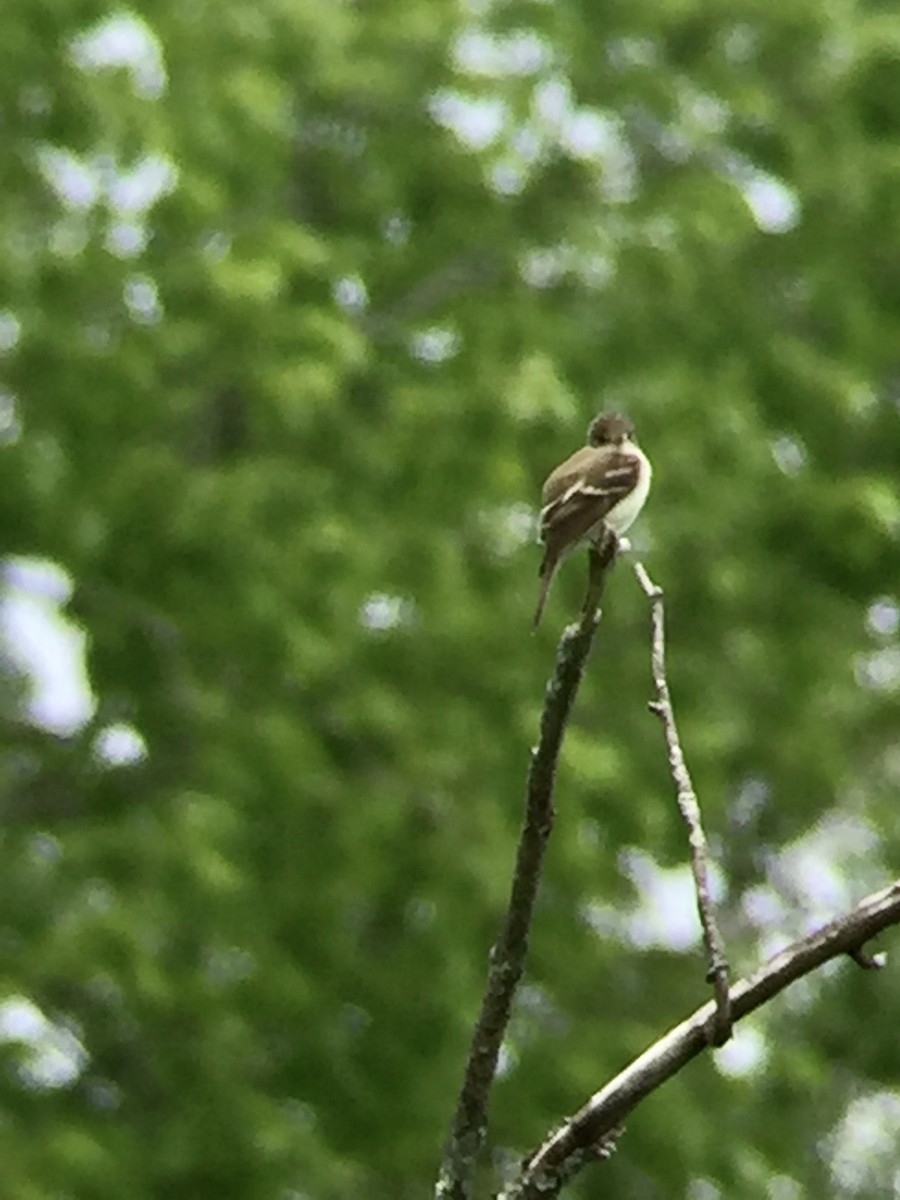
[587,412,635,448]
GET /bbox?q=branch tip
[849,945,887,970]
[633,560,731,1036]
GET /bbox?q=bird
[534,412,651,628]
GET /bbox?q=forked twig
[632,562,732,1044]
[503,880,900,1198]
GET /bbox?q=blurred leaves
[0,0,899,1197]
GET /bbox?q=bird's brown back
[541,446,599,507]
[541,445,637,508]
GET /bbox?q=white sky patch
[620,851,708,950]
[383,212,411,245]
[740,172,800,233]
[866,597,899,638]
[561,109,621,160]
[520,246,566,289]
[107,154,178,214]
[333,275,368,312]
[0,390,21,445]
[729,774,770,827]
[771,434,808,475]
[721,152,800,233]
[430,66,638,201]
[70,11,167,99]
[3,557,71,603]
[0,311,22,353]
[825,1090,900,1196]
[454,28,551,77]
[37,147,177,225]
[768,1177,803,1200]
[643,84,730,164]
[93,722,147,766]
[409,326,460,364]
[479,503,535,558]
[1,558,94,735]
[856,646,900,691]
[766,813,882,931]
[714,1021,768,1078]
[37,29,176,256]
[106,220,149,258]
[533,81,638,200]
[496,1040,517,1079]
[533,76,572,125]
[511,123,542,164]
[29,832,63,865]
[38,146,102,210]
[520,242,615,290]
[741,882,790,932]
[489,161,526,195]
[584,849,725,952]
[360,593,416,632]
[429,91,507,151]
[123,275,162,324]
[687,1178,721,1200]
[0,996,88,1089]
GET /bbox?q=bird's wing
[539,446,640,544]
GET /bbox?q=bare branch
[361,252,505,342]
[503,879,900,1199]
[436,538,620,1200]
[849,945,886,970]
[633,561,731,1043]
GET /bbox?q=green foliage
[1,0,899,1196]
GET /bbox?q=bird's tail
[533,551,558,629]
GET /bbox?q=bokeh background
[1,2,899,1197]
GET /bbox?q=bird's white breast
[605,446,651,535]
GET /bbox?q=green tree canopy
[1,1,899,1196]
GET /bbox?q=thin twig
[502,879,900,1199]
[436,541,620,1200]
[360,252,505,342]
[848,945,886,970]
[632,561,732,1044]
